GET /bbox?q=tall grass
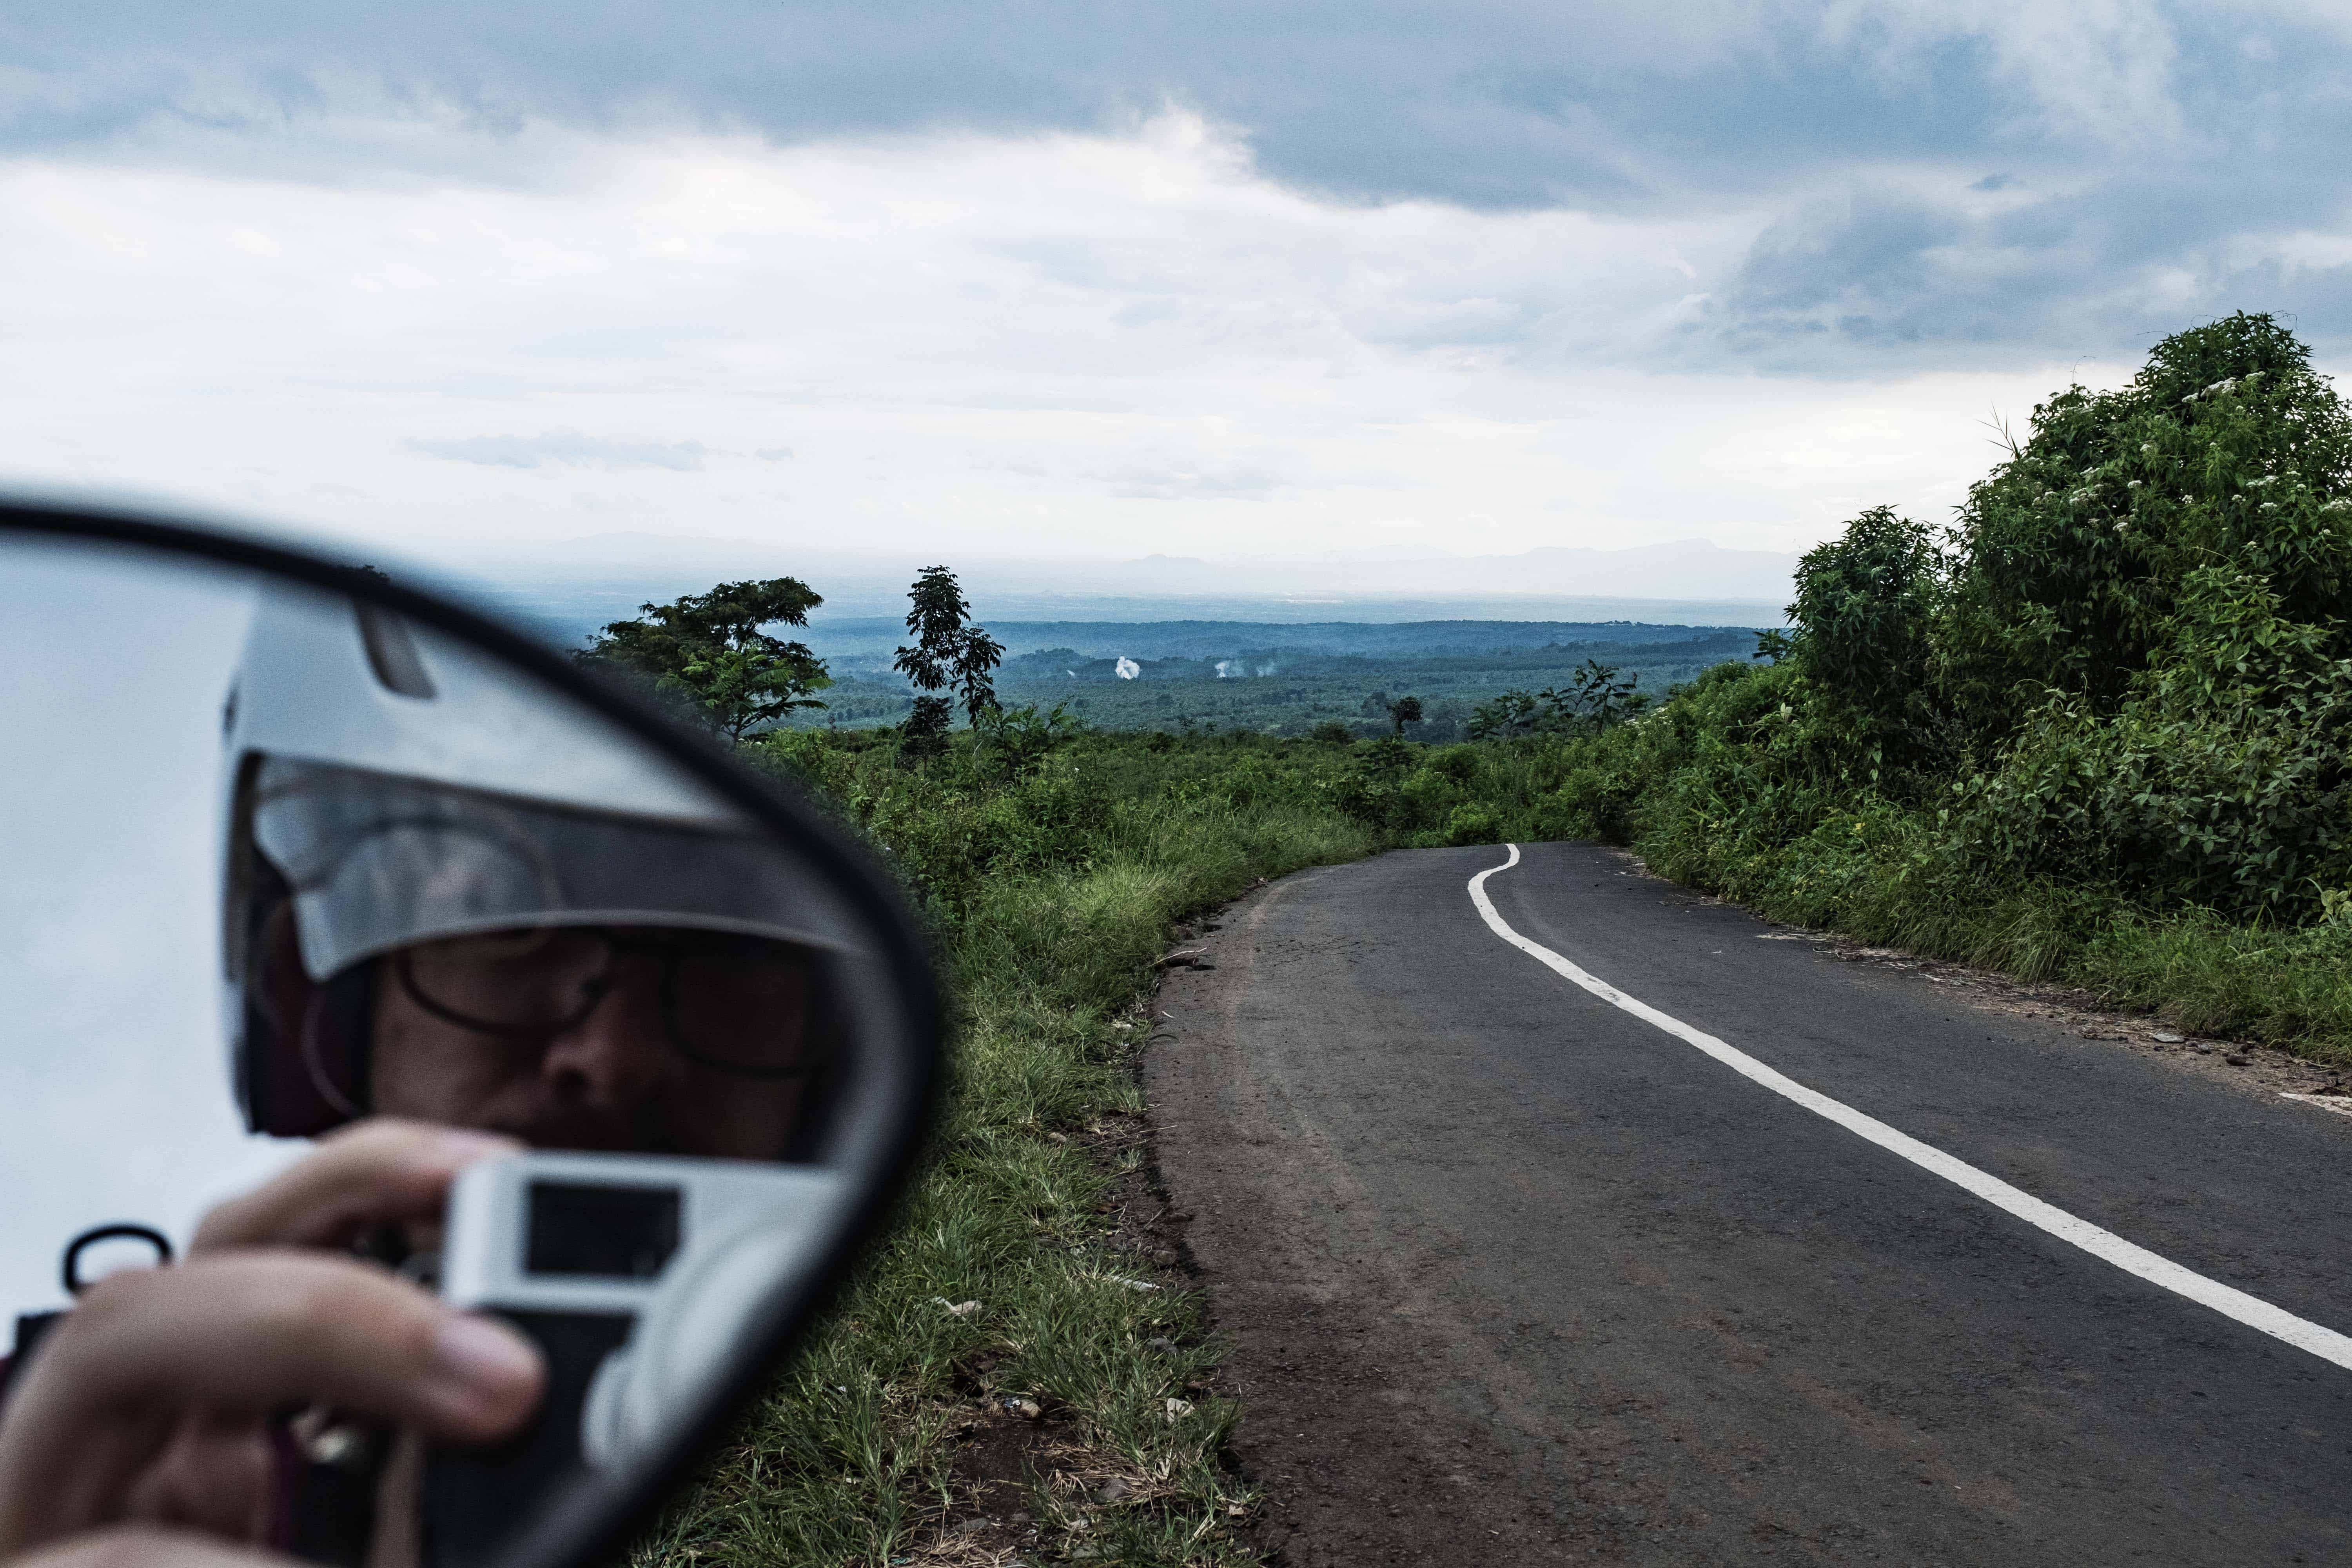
[633,733,1382,1567]
[1448,702,2352,1063]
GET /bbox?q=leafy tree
[1938,311,2352,751]
[577,578,828,740]
[972,702,1080,779]
[1467,690,1540,739]
[1387,695,1424,737]
[1563,659,1640,727]
[1786,505,1946,764]
[1466,661,1642,739]
[893,566,1005,755]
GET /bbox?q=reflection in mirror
[0,541,294,1313]
[0,528,931,1568]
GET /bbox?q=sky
[0,548,299,1312]
[2,2,2348,592]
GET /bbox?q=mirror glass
[0,524,931,1568]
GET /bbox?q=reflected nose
[537,962,668,1103]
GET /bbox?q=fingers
[118,1411,274,1544]
[0,1255,541,1555]
[4,1524,297,1568]
[192,1120,519,1254]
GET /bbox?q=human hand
[192,1120,522,1256]
[0,1122,542,1557]
[8,1523,339,1568]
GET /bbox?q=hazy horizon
[446,533,1797,644]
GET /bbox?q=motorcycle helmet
[220,583,859,1139]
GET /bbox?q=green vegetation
[637,730,1382,1567]
[1466,657,1643,739]
[1446,313,2352,1058]
[579,578,830,740]
[634,312,2352,1566]
[800,625,1757,740]
[893,565,1007,752]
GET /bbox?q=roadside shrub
[1443,802,1501,846]
[1956,564,2352,921]
[1786,504,1946,772]
[1399,764,1463,828]
[1424,744,1483,783]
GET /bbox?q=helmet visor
[247,757,863,982]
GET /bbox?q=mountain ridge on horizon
[447,532,1802,605]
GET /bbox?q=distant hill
[793,619,1769,740]
[446,537,1797,648]
[802,617,1772,672]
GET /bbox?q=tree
[972,702,1080,779]
[893,566,1004,754]
[577,578,829,740]
[1786,506,1944,744]
[1562,659,1639,727]
[1937,311,2352,752]
[1387,695,1424,736]
[1465,661,1641,739]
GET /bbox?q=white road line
[1468,842,2352,1373]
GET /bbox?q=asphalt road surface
[1145,842,2352,1566]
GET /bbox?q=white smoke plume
[1214,660,1236,678]
[1115,657,1140,680]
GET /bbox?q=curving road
[1146,842,2352,1566]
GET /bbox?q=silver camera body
[426,1151,844,1568]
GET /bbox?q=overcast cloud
[0,2,2344,571]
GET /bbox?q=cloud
[0,89,2333,570]
[410,432,709,471]
[3,2,2346,383]
[1683,159,2352,372]
[0,4,2340,197]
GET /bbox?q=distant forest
[792,619,1764,740]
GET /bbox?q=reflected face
[367,926,821,1161]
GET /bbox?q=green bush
[1444,314,2352,1058]
[1956,564,2352,920]
[1787,504,1946,774]
[1443,802,1501,846]
[1938,311,2352,749]
[1424,743,1483,783]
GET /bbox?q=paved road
[1145,842,2352,1566]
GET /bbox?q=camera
[423,1151,845,1568]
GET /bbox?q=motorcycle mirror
[0,500,939,1568]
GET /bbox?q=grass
[633,693,2352,1568]
[630,733,1383,1567]
[1454,717,2352,1068]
